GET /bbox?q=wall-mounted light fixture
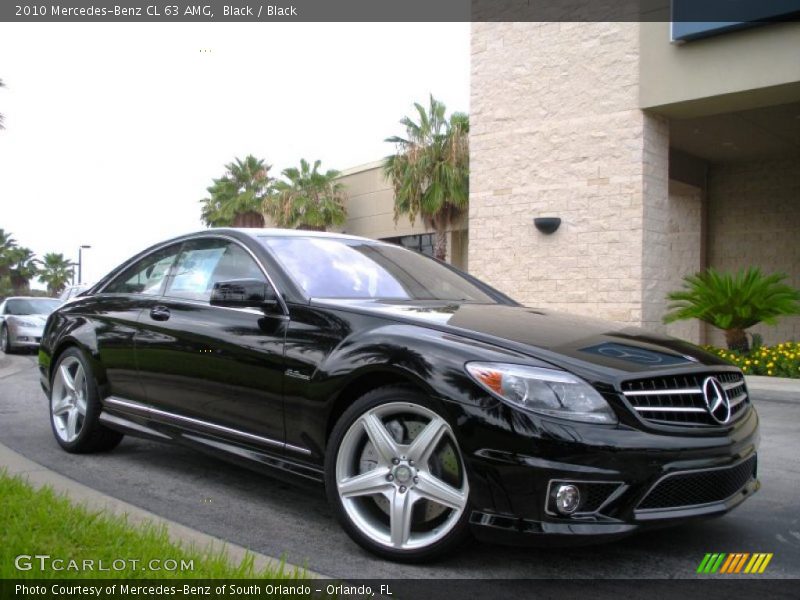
[533,217,561,235]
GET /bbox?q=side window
[103,245,181,295]
[164,239,266,303]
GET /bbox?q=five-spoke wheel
[49,347,123,453]
[326,387,470,561]
[51,355,89,442]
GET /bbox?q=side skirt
[99,399,324,484]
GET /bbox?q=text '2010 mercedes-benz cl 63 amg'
[39,228,759,562]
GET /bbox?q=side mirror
[210,278,279,310]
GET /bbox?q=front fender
[318,323,551,408]
[39,311,104,398]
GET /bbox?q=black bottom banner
[2,579,800,600]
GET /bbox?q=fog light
[555,484,581,515]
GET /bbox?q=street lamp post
[77,245,92,284]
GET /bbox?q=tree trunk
[232,211,265,228]
[10,274,29,294]
[725,328,750,353]
[434,229,447,261]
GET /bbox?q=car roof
[213,227,390,244]
[3,296,58,301]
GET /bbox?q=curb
[0,441,327,579]
[746,375,800,400]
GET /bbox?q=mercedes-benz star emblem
[702,376,731,424]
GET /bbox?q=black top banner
[2,0,800,23]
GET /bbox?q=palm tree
[200,155,272,227]
[0,228,16,276]
[664,267,800,352]
[0,228,16,297]
[265,159,347,231]
[39,253,75,296]
[383,95,469,261]
[7,247,39,293]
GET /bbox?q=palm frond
[383,95,469,246]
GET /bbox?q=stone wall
[470,22,669,325]
[661,180,704,342]
[707,155,800,346]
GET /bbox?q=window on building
[381,234,435,257]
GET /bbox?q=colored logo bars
[697,553,774,574]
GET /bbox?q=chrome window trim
[99,242,184,298]
[96,234,289,315]
[104,396,311,455]
[634,453,757,514]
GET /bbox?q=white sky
[0,23,470,288]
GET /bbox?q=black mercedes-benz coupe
[39,228,759,561]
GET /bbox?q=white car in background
[0,297,60,354]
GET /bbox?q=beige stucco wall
[334,161,430,239]
[640,21,800,118]
[706,155,800,346]
[470,22,670,326]
[332,161,468,267]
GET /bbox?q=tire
[1,325,15,354]
[49,347,124,453]
[325,385,471,562]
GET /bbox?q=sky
[0,22,470,287]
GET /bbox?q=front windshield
[6,298,60,315]
[261,236,496,303]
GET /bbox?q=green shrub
[664,268,800,353]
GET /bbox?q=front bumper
[8,325,44,348]
[448,400,760,546]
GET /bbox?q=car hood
[9,314,48,327]
[315,299,729,379]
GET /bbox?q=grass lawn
[1,470,303,579]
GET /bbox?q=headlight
[465,362,617,424]
[15,319,38,328]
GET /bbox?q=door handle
[149,306,171,321]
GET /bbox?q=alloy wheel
[335,402,469,551]
[51,356,88,443]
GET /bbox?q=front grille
[621,372,749,427]
[637,455,757,511]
